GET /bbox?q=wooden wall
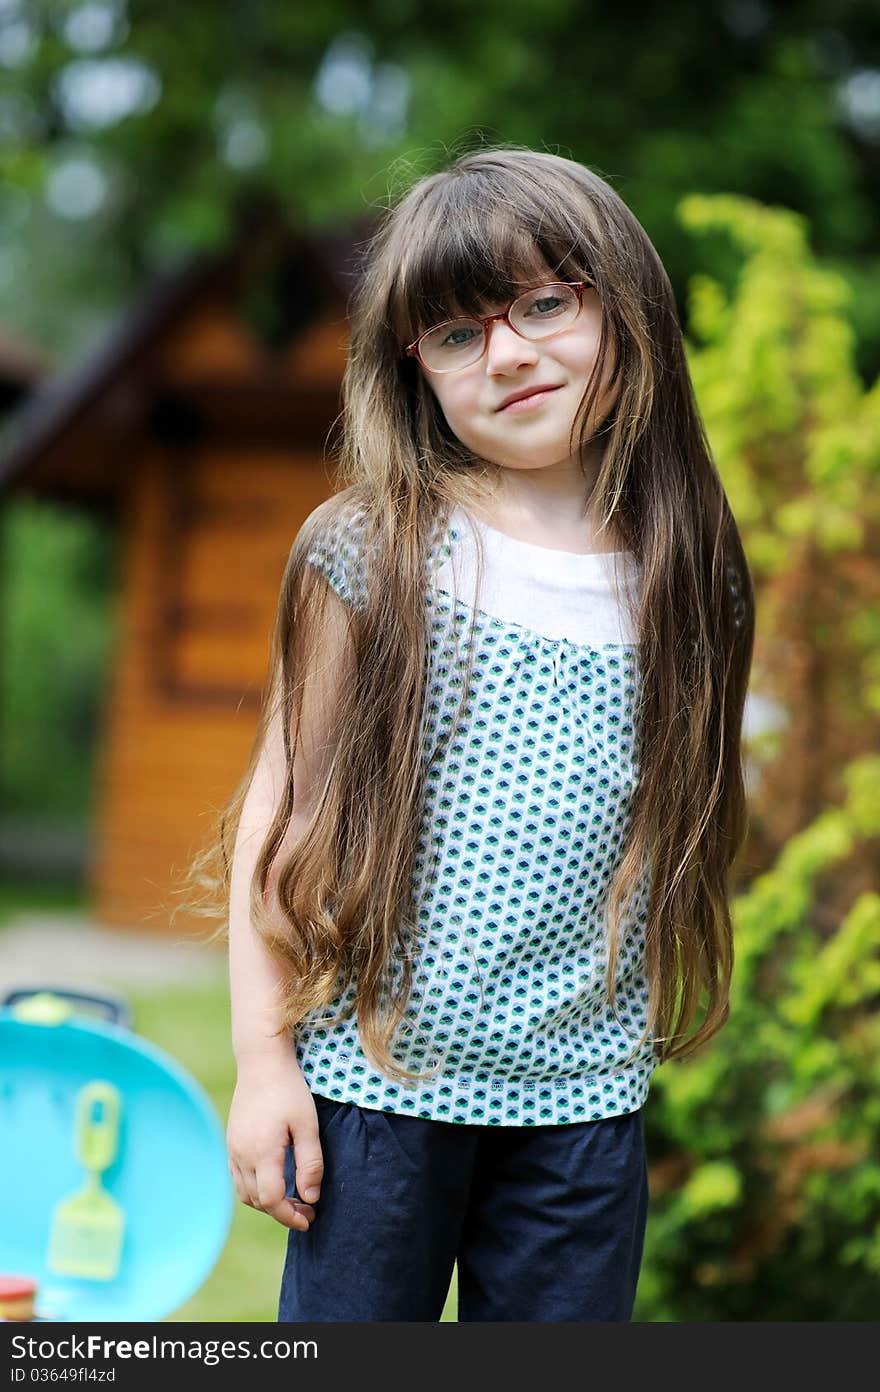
[89,445,334,934]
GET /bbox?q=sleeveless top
[290,500,658,1126]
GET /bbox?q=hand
[226,1054,324,1231]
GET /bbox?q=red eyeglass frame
[404,280,594,372]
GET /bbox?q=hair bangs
[390,181,588,349]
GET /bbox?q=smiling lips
[496,384,564,412]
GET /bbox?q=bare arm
[226,575,356,1229]
[228,790,312,1065]
[228,575,356,1061]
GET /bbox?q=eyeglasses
[404,280,593,373]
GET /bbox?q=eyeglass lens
[418,283,581,371]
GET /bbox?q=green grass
[127,979,458,1322]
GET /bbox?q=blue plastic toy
[0,986,233,1322]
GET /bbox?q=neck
[478,443,620,548]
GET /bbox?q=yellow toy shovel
[47,1081,125,1280]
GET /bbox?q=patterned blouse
[290,499,658,1126]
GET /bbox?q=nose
[484,318,539,372]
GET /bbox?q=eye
[525,295,565,316]
[439,323,479,347]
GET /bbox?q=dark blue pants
[278,1094,649,1322]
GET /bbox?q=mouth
[496,385,564,412]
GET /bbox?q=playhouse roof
[0,195,373,502]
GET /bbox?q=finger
[255,1159,313,1219]
[292,1143,325,1206]
[267,1195,316,1231]
[240,1165,260,1209]
[229,1161,253,1207]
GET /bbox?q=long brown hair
[174,143,755,1083]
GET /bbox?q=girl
[186,145,754,1322]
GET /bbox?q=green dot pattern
[294,505,658,1125]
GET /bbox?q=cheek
[433,383,481,434]
[564,323,602,375]
[568,326,617,400]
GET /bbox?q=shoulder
[296,486,370,545]
[295,488,373,610]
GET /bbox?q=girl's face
[417,281,619,478]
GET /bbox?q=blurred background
[0,0,878,1322]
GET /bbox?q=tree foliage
[637,194,879,1320]
[0,2,878,374]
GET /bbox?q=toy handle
[75,1081,122,1173]
[0,986,132,1030]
